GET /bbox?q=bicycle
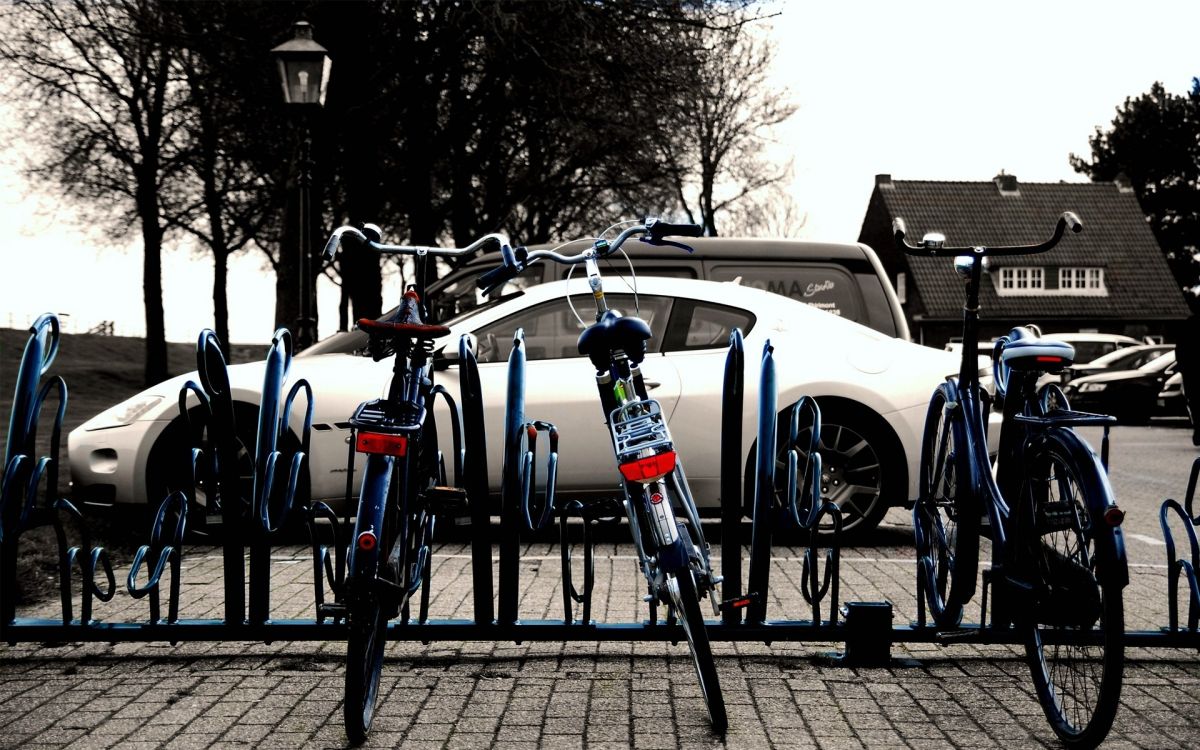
[321,224,504,744]
[895,213,1128,748]
[475,218,727,732]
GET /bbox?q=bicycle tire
[344,590,387,745]
[914,383,978,627]
[668,568,727,734]
[1020,431,1123,748]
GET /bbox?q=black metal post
[721,329,744,625]
[458,336,495,625]
[295,125,316,350]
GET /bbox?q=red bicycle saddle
[357,290,450,339]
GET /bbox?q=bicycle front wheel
[914,383,978,627]
[1020,432,1123,748]
[344,591,387,745]
[668,569,727,734]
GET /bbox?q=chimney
[993,170,1019,195]
[1114,172,1134,193]
[875,173,893,189]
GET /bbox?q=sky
[1,0,1198,344]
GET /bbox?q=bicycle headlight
[85,395,164,430]
[1077,382,1108,393]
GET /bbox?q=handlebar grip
[892,218,907,242]
[476,261,521,292]
[1062,211,1083,234]
[647,219,703,239]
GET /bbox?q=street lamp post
[272,21,331,350]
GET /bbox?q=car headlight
[1077,382,1108,393]
[85,395,164,430]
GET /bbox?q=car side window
[663,300,756,352]
[472,294,672,363]
[707,263,863,323]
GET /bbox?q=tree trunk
[141,211,168,386]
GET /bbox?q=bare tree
[0,0,188,384]
[659,17,796,236]
[721,181,808,238]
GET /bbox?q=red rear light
[1036,356,1064,364]
[728,596,753,609]
[356,432,407,456]
[1104,506,1125,527]
[619,450,677,482]
[357,530,377,551]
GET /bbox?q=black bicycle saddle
[577,309,652,370]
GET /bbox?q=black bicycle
[476,219,727,732]
[896,213,1127,747]
[322,224,505,744]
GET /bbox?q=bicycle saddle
[357,290,450,340]
[577,309,652,370]
[998,327,1075,372]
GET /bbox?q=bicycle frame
[931,249,1128,621]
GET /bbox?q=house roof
[863,177,1190,322]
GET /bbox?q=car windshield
[1086,346,1168,370]
[1136,350,1175,373]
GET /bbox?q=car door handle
[644,380,661,390]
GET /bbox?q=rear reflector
[1036,356,1064,364]
[356,432,407,456]
[1104,506,1125,527]
[619,450,677,482]
[357,530,377,551]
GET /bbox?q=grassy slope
[0,327,265,603]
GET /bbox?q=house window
[1058,267,1106,295]
[996,267,1044,295]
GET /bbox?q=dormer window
[1058,267,1106,295]
[996,267,1044,295]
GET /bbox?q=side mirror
[432,346,459,371]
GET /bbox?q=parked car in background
[1062,343,1174,383]
[1157,371,1190,422]
[1040,332,1141,365]
[1062,350,1178,423]
[69,277,981,540]
[423,237,910,341]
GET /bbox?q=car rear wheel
[744,400,904,543]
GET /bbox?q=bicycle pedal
[720,592,760,613]
[934,628,978,642]
[318,602,348,620]
[423,485,469,516]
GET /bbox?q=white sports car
[69,276,977,537]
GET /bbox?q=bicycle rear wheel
[1020,432,1123,748]
[668,568,727,734]
[914,383,978,626]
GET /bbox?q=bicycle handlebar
[892,211,1082,257]
[474,219,703,295]
[323,225,515,264]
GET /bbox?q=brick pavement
[1,426,1199,749]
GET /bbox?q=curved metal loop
[1160,497,1200,632]
[800,501,843,624]
[782,397,822,529]
[429,385,464,481]
[30,313,60,377]
[196,329,231,397]
[52,498,117,626]
[520,421,559,532]
[126,491,188,614]
[0,455,32,543]
[992,336,1012,402]
[1037,383,1071,415]
[255,332,313,534]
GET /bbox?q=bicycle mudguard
[1038,427,1129,589]
[348,455,393,582]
